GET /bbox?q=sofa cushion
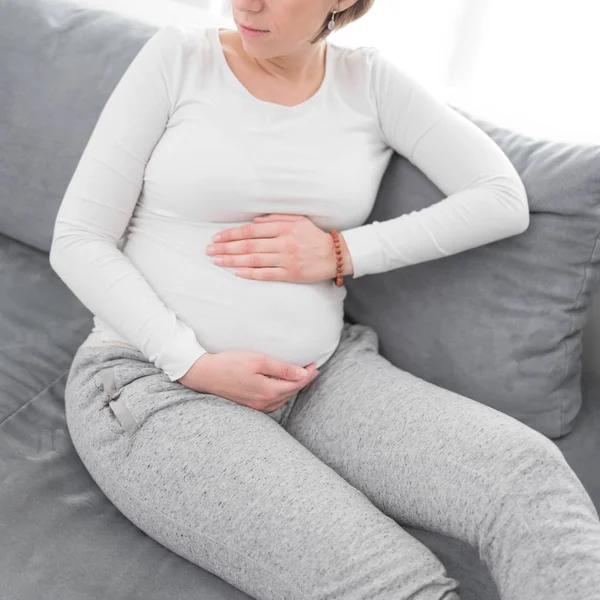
[0,235,500,600]
[0,312,251,600]
[554,369,600,505]
[344,111,600,439]
[1,234,497,599]
[0,234,92,422]
[3,226,599,600]
[0,0,167,252]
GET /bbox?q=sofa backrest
[0,0,218,253]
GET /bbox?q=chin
[239,41,276,60]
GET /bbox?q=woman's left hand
[205,213,353,284]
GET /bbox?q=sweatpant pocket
[94,360,174,438]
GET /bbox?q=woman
[50,1,600,599]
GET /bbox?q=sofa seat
[1,231,599,600]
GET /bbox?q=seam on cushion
[561,226,600,436]
[84,441,311,600]
[0,368,70,429]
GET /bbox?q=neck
[234,33,327,85]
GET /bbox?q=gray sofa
[2,1,599,599]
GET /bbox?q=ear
[337,0,361,12]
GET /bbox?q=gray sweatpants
[64,321,600,600]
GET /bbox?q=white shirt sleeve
[340,49,530,279]
[49,25,208,382]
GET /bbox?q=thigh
[284,323,587,542]
[64,343,461,600]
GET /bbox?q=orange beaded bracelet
[329,229,345,287]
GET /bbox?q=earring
[328,10,337,31]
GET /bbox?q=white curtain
[180,0,598,144]
[444,0,600,144]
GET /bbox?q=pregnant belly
[122,224,348,369]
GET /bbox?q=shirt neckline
[209,26,333,114]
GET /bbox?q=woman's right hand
[176,351,319,413]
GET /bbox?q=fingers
[213,252,285,269]
[269,368,318,395]
[208,237,278,256]
[261,356,317,381]
[257,358,319,413]
[263,370,319,413]
[264,377,307,397]
[263,396,290,413]
[212,222,281,243]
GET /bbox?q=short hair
[312,1,376,44]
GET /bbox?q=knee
[491,425,600,520]
[500,424,569,483]
[526,427,565,462]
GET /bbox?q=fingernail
[296,368,308,378]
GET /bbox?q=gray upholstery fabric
[2,229,599,600]
[0,232,494,600]
[2,0,600,599]
[345,113,600,439]
[0,232,251,600]
[0,0,157,252]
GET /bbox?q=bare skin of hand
[205,213,354,283]
[177,351,319,413]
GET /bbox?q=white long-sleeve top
[49,24,529,382]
